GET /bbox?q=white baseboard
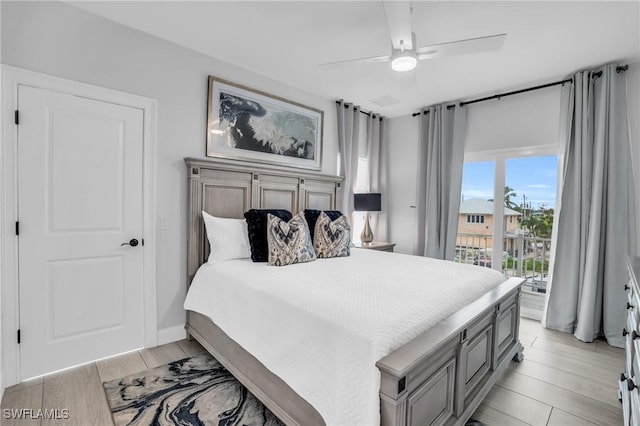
[520,307,543,322]
[157,324,186,346]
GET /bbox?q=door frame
[1,65,158,386]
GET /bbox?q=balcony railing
[455,233,552,294]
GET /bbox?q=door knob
[121,239,139,247]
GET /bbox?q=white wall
[0,1,338,332]
[465,85,561,154]
[386,87,561,255]
[385,115,419,255]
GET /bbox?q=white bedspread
[184,249,505,426]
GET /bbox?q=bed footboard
[376,277,524,426]
[186,311,325,426]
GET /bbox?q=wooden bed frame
[184,157,525,426]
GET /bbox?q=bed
[184,157,524,426]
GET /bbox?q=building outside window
[466,214,486,224]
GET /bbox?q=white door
[18,85,145,379]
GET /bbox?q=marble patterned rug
[103,354,284,426]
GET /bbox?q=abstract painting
[207,76,323,170]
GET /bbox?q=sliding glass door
[457,161,495,266]
[456,152,558,300]
[504,156,557,294]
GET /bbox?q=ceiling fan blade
[382,1,413,50]
[417,33,506,60]
[318,55,390,70]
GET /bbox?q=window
[467,214,485,224]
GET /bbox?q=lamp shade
[354,193,381,212]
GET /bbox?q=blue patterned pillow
[304,209,344,241]
[313,211,351,258]
[244,209,293,262]
[267,213,317,266]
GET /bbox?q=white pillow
[202,211,251,263]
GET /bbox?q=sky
[461,155,558,209]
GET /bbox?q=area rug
[103,354,284,426]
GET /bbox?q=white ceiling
[68,1,640,117]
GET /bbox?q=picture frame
[206,76,323,170]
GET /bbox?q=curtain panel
[414,104,467,260]
[365,114,388,241]
[336,101,360,216]
[543,65,637,347]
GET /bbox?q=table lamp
[354,193,381,244]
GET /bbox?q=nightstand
[354,242,396,252]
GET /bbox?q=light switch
[160,217,169,230]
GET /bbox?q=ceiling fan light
[391,55,417,72]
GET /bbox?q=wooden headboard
[185,157,344,283]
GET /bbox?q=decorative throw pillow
[304,209,344,241]
[202,211,251,263]
[267,213,316,266]
[313,211,351,258]
[244,209,293,262]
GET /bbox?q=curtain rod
[411,64,629,117]
[412,79,570,116]
[593,64,629,78]
[335,101,383,121]
[458,78,572,107]
[411,105,456,117]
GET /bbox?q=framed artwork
[206,76,323,170]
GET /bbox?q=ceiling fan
[319,2,506,72]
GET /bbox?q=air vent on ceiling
[370,95,402,107]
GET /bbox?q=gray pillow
[267,213,316,266]
[313,211,351,258]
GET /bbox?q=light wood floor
[1,319,624,425]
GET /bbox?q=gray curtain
[415,104,467,260]
[336,100,361,215]
[542,82,573,330]
[544,65,637,348]
[365,114,388,241]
